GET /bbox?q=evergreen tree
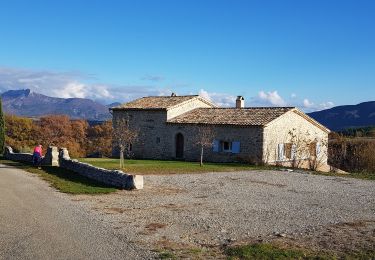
[0,97,5,154]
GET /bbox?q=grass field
[313,170,375,180]
[79,158,375,180]
[79,158,270,175]
[158,241,374,259]
[0,158,117,194]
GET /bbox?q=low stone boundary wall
[4,146,60,166]
[4,146,143,190]
[4,146,34,162]
[59,148,143,190]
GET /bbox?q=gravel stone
[74,170,375,251]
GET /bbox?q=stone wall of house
[112,98,264,163]
[165,124,264,163]
[112,110,169,159]
[112,106,329,169]
[263,110,329,171]
[166,98,213,120]
[112,108,264,163]
[112,98,214,159]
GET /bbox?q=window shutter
[213,140,219,152]
[232,141,240,153]
[278,144,285,161]
[291,144,297,160]
[285,143,292,159]
[316,142,321,156]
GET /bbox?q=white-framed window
[222,141,232,152]
[316,142,321,156]
[278,143,297,161]
[284,143,297,160]
[277,143,285,161]
[212,140,240,154]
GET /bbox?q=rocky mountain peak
[2,89,32,99]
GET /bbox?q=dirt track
[0,163,153,260]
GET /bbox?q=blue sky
[0,0,374,111]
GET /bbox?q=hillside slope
[308,101,375,131]
[1,89,111,120]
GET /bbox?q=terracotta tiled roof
[167,107,295,126]
[111,95,214,110]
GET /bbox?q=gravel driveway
[75,170,375,256]
[2,164,374,259]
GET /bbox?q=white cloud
[257,90,287,106]
[319,101,334,110]
[54,81,87,98]
[0,67,171,104]
[198,89,236,107]
[0,67,336,111]
[302,98,334,112]
[303,98,314,108]
[291,93,297,98]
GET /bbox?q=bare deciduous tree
[113,117,138,168]
[287,128,310,168]
[194,125,215,166]
[287,128,328,171]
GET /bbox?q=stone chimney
[236,96,244,108]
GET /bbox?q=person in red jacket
[32,144,43,169]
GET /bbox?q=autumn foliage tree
[4,114,114,158]
[87,120,113,157]
[1,112,150,160]
[37,115,90,157]
[4,114,37,152]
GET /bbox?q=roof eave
[166,121,264,127]
[110,107,167,111]
[292,108,331,133]
[165,96,218,111]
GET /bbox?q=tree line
[329,133,375,174]
[4,114,113,158]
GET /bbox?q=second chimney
[236,96,244,108]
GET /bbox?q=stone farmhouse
[111,94,331,171]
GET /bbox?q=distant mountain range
[308,101,375,131]
[1,89,114,121]
[1,89,374,131]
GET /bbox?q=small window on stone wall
[213,140,240,153]
[222,141,232,152]
[156,137,161,143]
[309,142,317,157]
[285,143,292,159]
